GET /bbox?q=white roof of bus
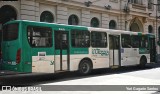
[88,27,140,35]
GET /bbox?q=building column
[102,13,109,29]
[153,21,160,54]
[57,6,68,24]
[118,15,126,30]
[20,0,37,21]
[81,9,90,27]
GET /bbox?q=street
[0,63,160,94]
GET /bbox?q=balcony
[132,3,146,11]
[127,3,147,14]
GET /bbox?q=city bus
[1,20,156,75]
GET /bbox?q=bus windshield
[3,23,19,41]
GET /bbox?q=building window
[91,17,99,27]
[27,26,52,47]
[130,23,140,32]
[148,25,153,33]
[68,14,79,25]
[0,5,17,24]
[40,11,54,23]
[130,0,142,4]
[109,20,116,29]
[71,30,90,47]
[148,0,153,10]
[91,31,107,47]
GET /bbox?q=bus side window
[71,30,90,48]
[140,35,148,48]
[131,35,140,48]
[121,34,132,48]
[27,26,52,47]
[91,31,107,48]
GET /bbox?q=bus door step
[111,66,119,69]
[55,70,68,73]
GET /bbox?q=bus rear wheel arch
[139,56,147,68]
[78,58,93,75]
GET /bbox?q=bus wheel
[79,60,92,75]
[139,57,147,68]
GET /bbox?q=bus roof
[88,27,142,35]
[4,20,88,29]
[4,20,155,37]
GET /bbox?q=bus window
[27,26,52,47]
[121,34,132,48]
[71,30,90,47]
[140,35,148,48]
[91,31,107,48]
[3,23,19,41]
[131,35,140,48]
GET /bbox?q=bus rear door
[109,35,121,67]
[24,26,55,73]
[54,30,69,72]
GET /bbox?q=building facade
[0,0,160,53]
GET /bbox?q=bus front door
[109,35,121,67]
[54,31,70,72]
[149,37,156,62]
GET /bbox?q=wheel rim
[81,63,89,73]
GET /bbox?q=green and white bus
[1,20,156,75]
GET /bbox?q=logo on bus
[50,61,54,65]
[92,49,109,56]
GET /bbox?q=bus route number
[59,28,65,31]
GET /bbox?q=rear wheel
[139,57,147,68]
[79,60,92,75]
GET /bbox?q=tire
[139,57,147,68]
[79,60,92,75]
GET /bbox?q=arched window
[90,17,99,27]
[0,5,17,24]
[40,11,54,23]
[68,14,79,25]
[148,25,153,33]
[130,23,140,32]
[109,20,116,29]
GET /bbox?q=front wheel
[78,60,92,75]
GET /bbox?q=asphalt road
[1,63,160,94]
[0,63,160,86]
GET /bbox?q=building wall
[0,0,160,53]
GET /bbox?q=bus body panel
[91,48,109,69]
[2,22,22,72]
[121,48,139,66]
[1,20,156,74]
[2,40,21,71]
[21,21,55,73]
